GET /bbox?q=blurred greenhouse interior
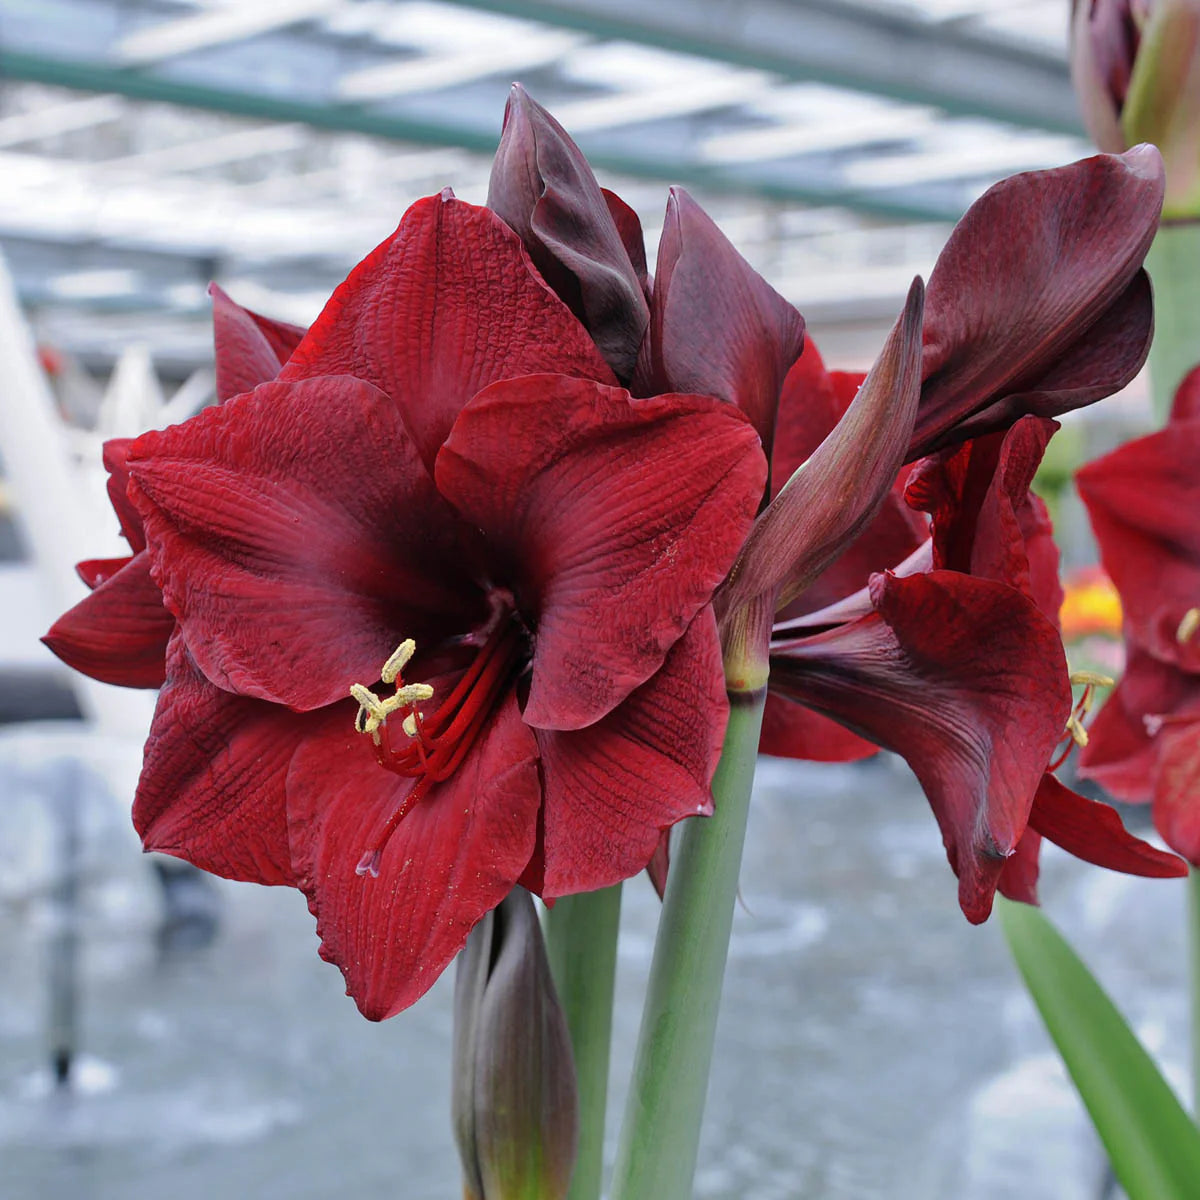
[0,2,1184,1198]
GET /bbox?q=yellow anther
[1066,713,1090,749]
[1178,608,1200,645]
[402,711,423,739]
[1069,669,1115,689]
[350,641,434,746]
[381,639,417,685]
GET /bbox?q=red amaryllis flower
[122,192,767,1019]
[718,145,1163,664]
[42,286,305,687]
[765,414,1184,921]
[1077,368,1200,861]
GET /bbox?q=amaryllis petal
[134,634,300,885]
[210,283,305,402]
[770,346,926,619]
[128,375,487,710]
[436,374,766,731]
[1029,773,1186,878]
[998,829,1043,905]
[1173,365,1200,421]
[759,696,878,762]
[1077,416,1200,670]
[1080,646,1200,800]
[533,610,726,898]
[279,191,613,467]
[769,570,1070,922]
[487,85,649,383]
[42,551,173,688]
[906,415,1063,620]
[724,278,924,615]
[637,187,805,457]
[286,691,541,1020]
[913,146,1163,457]
[76,555,131,589]
[102,437,144,552]
[601,188,650,296]
[1155,723,1200,864]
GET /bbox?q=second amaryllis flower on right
[1077,368,1200,861]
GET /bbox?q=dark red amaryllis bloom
[1077,368,1200,861]
[42,286,305,688]
[764,409,1184,920]
[120,192,766,1019]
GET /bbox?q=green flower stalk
[454,889,578,1200]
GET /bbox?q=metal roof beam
[0,50,962,222]
[439,0,1082,134]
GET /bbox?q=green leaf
[998,896,1200,1199]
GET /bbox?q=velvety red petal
[638,187,805,458]
[134,634,301,885]
[1155,722,1200,864]
[1077,418,1200,671]
[128,375,487,710]
[913,147,1163,456]
[997,828,1042,906]
[601,188,650,296]
[76,555,132,589]
[210,283,305,402]
[437,374,766,730]
[1173,365,1200,422]
[280,192,613,467]
[42,551,172,688]
[532,609,726,898]
[102,437,144,551]
[286,690,541,1019]
[724,279,923,614]
[487,85,649,383]
[759,694,878,762]
[769,570,1070,923]
[770,349,925,620]
[906,415,1062,622]
[646,831,670,901]
[1031,773,1186,877]
[1078,647,1200,802]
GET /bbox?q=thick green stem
[543,884,622,1200]
[609,689,767,1200]
[1146,222,1200,421]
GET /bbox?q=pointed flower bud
[453,889,578,1200]
[488,84,649,383]
[1071,0,1200,215]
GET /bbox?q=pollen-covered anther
[1069,669,1115,689]
[350,642,434,745]
[1177,607,1200,645]
[1066,713,1090,749]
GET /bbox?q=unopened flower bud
[453,889,578,1200]
[1071,0,1200,215]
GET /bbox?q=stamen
[1049,666,1115,768]
[381,639,416,684]
[1069,669,1115,689]
[349,620,526,878]
[1178,608,1200,645]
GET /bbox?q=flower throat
[349,617,526,878]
